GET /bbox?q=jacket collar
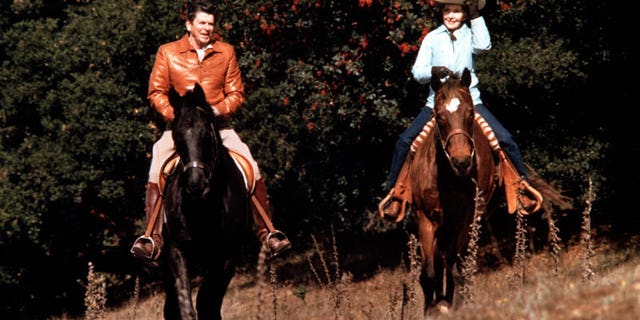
[176,34,222,54]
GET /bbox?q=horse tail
[527,173,574,210]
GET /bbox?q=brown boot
[252,178,291,258]
[378,187,409,223]
[517,179,543,215]
[382,199,402,220]
[518,194,537,212]
[130,182,164,264]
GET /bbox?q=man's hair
[180,1,216,22]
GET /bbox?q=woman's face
[186,11,215,49]
[442,4,465,31]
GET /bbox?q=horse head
[432,68,475,176]
[169,83,218,198]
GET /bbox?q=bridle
[434,101,476,168]
[181,106,219,177]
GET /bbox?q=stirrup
[378,189,407,223]
[517,180,543,215]
[130,235,160,261]
[265,230,291,258]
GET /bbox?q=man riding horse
[131,0,291,264]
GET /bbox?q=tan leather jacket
[147,34,245,122]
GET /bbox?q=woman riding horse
[379,0,542,221]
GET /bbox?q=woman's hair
[180,1,216,22]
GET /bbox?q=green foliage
[0,0,624,318]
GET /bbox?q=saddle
[379,114,543,222]
[159,150,256,193]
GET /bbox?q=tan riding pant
[148,129,261,184]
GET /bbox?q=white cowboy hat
[435,0,486,10]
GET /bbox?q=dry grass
[89,234,640,320]
[72,180,633,320]
[75,178,639,320]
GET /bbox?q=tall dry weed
[580,177,596,281]
[84,261,107,320]
[460,186,486,303]
[509,211,528,288]
[544,206,563,275]
[308,227,352,319]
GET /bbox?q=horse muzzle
[450,155,474,176]
[184,161,211,198]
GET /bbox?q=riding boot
[497,150,543,215]
[251,178,291,258]
[517,179,543,215]
[378,156,414,223]
[130,182,164,263]
[382,198,402,219]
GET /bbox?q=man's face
[186,11,215,49]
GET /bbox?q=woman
[381,0,539,219]
[131,1,291,263]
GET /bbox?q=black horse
[161,83,252,319]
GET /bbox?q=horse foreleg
[433,253,450,313]
[196,260,236,320]
[417,210,437,313]
[166,246,196,320]
[443,255,457,308]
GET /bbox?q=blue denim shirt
[411,17,491,108]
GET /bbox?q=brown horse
[409,68,498,314]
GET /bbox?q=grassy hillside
[69,233,639,320]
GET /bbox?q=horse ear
[431,75,443,93]
[169,86,181,110]
[461,68,472,88]
[192,83,206,104]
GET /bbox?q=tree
[0,0,626,317]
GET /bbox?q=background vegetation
[0,0,633,318]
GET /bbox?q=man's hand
[431,66,452,79]
[466,0,480,19]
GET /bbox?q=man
[131,0,291,263]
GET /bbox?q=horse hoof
[436,302,450,314]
